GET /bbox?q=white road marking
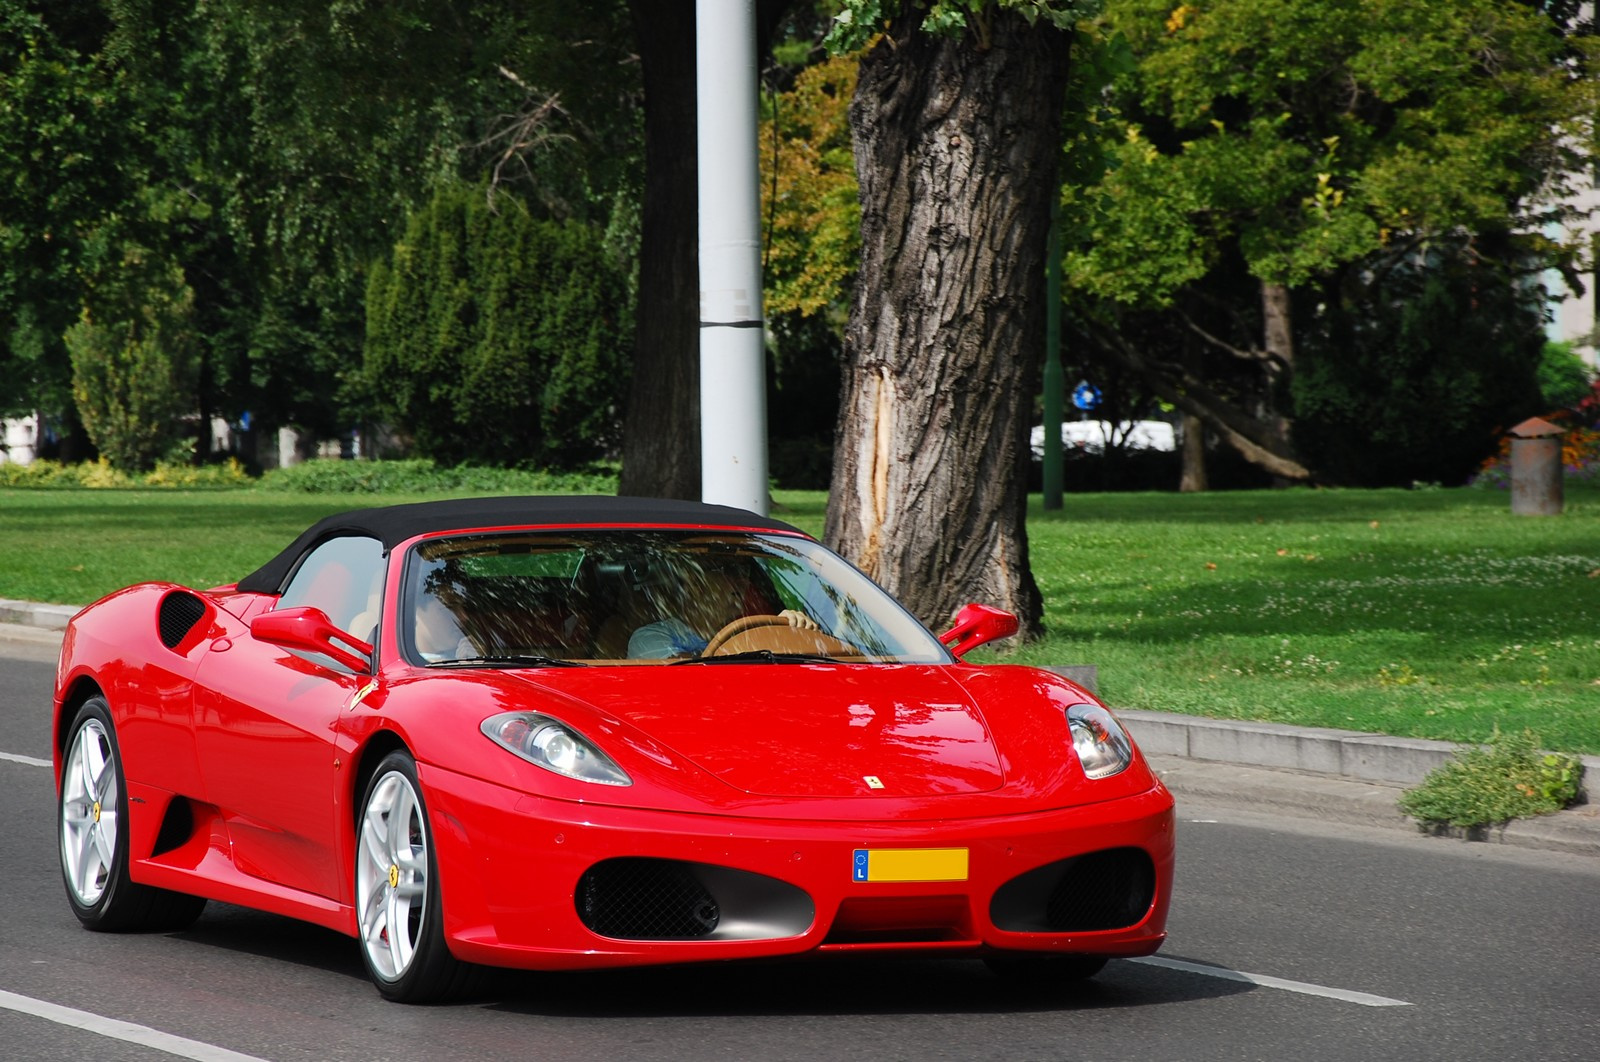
[0,989,270,1061]
[0,750,50,768]
[1130,956,1412,1007]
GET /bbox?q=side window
[277,536,387,637]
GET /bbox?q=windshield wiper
[428,655,587,669]
[671,650,839,665]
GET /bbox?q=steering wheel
[702,614,790,656]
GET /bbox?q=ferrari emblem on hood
[863,776,885,790]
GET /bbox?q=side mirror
[251,606,374,675]
[939,603,1019,658]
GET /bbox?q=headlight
[481,713,631,786]
[1067,704,1134,780]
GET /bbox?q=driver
[627,567,816,659]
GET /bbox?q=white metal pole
[696,0,769,515]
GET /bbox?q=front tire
[356,750,476,1002]
[59,696,205,931]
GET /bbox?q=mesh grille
[577,858,721,940]
[1045,848,1155,932]
[991,846,1157,934]
[157,592,207,649]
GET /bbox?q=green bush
[0,458,251,489]
[65,254,201,474]
[0,456,617,494]
[256,458,617,495]
[1537,340,1596,409]
[363,182,633,468]
[1398,728,1584,829]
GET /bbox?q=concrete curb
[1121,710,1600,859]
[1118,707,1600,793]
[0,599,78,631]
[1128,709,1439,786]
[1,618,1594,857]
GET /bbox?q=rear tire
[59,696,206,932]
[356,750,479,1002]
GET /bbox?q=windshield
[400,530,951,666]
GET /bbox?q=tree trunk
[618,0,699,500]
[1260,281,1295,367]
[1260,278,1296,463]
[824,10,1067,636]
[1177,337,1207,491]
[1179,412,1208,492]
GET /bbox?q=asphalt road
[3,646,1597,1062]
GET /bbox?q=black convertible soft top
[235,495,806,595]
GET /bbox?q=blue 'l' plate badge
[852,850,869,881]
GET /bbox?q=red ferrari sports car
[53,496,1174,1002]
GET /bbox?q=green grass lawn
[4,483,1597,753]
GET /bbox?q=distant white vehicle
[1030,420,1176,459]
[1,415,41,465]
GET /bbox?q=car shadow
[481,952,1251,1018]
[172,905,1251,1015]
[173,903,369,982]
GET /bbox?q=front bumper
[423,764,1175,971]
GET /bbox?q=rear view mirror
[252,606,373,674]
[939,603,1019,657]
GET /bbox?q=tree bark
[618,0,700,500]
[1179,412,1208,492]
[824,10,1067,636]
[1259,278,1296,469]
[1260,280,1295,372]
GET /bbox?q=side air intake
[158,591,208,650]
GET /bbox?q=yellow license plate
[851,848,969,883]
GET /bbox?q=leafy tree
[0,3,133,422]
[65,250,199,472]
[758,50,859,488]
[365,182,632,467]
[761,53,860,318]
[193,0,549,443]
[1292,237,1547,486]
[1,1,645,464]
[1061,0,1598,481]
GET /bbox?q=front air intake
[158,591,208,650]
[577,858,721,939]
[991,847,1156,933]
